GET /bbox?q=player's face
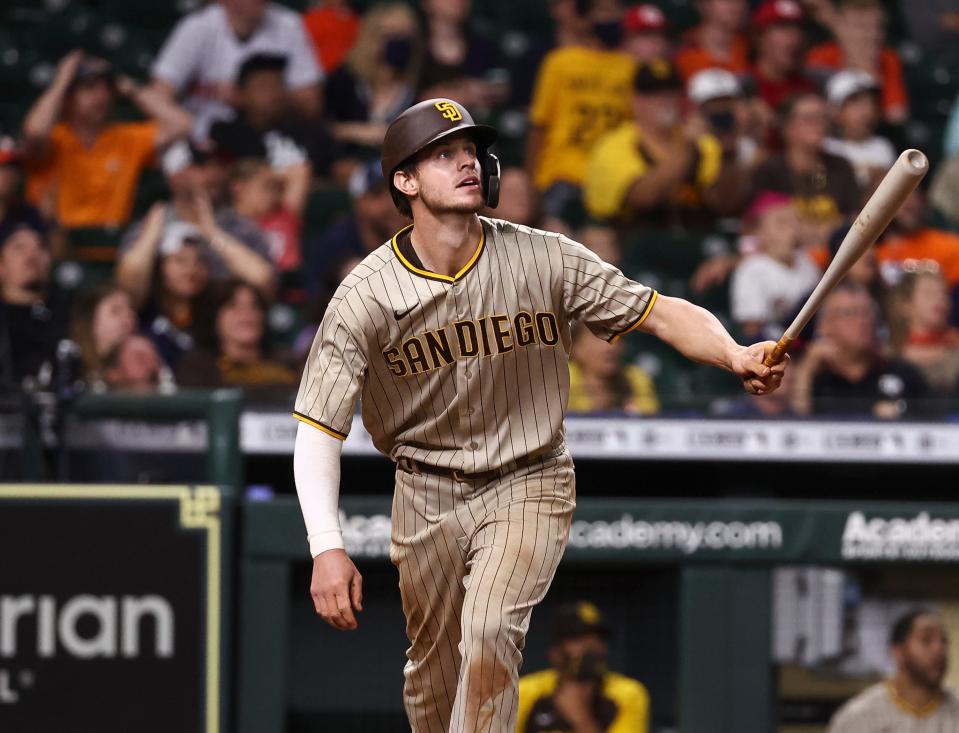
[411,135,485,215]
[895,614,949,690]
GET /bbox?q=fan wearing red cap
[805,0,908,124]
[622,4,671,63]
[746,0,815,112]
[675,0,751,81]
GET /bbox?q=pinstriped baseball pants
[390,452,575,733]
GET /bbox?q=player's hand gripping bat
[763,149,929,367]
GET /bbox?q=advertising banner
[0,485,230,733]
[247,496,959,566]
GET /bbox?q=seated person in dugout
[517,601,650,733]
[828,609,959,732]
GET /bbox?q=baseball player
[292,98,787,733]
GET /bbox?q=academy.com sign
[568,515,784,554]
[842,511,959,560]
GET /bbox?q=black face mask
[706,109,736,133]
[383,37,413,71]
[593,20,624,49]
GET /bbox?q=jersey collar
[391,220,485,284]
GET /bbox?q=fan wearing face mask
[584,58,742,228]
[323,2,422,156]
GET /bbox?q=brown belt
[397,447,560,483]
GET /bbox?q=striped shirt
[827,682,959,733]
[293,216,656,472]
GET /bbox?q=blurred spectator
[305,160,407,296]
[688,67,762,171]
[550,0,591,47]
[118,145,275,299]
[823,70,895,187]
[177,279,296,391]
[517,601,650,732]
[889,268,959,395]
[875,190,959,289]
[22,52,192,231]
[418,0,507,109]
[827,609,959,732]
[806,0,908,124]
[0,135,59,256]
[302,0,361,73]
[791,283,929,418]
[209,54,332,179]
[929,152,959,230]
[69,283,137,384]
[324,3,421,155]
[119,211,213,368]
[903,3,959,70]
[150,0,323,137]
[526,0,635,222]
[623,4,671,63]
[584,59,739,227]
[229,158,307,273]
[731,193,821,341]
[753,92,860,246]
[0,216,66,386]
[568,325,659,414]
[747,0,815,112]
[675,0,749,80]
[578,224,622,267]
[482,167,540,228]
[101,334,170,393]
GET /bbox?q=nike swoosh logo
[394,304,418,320]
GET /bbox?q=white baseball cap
[826,69,880,106]
[688,68,742,104]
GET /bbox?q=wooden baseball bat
[763,148,929,367]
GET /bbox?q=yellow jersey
[516,668,650,733]
[568,363,659,415]
[584,122,722,222]
[528,46,636,191]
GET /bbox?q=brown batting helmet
[381,98,500,210]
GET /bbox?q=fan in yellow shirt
[526,0,636,218]
[568,323,659,415]
[584,58,726,227]
[517,601,650,733]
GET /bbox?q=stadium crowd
[3,0,959,419]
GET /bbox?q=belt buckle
[451,469,468,483]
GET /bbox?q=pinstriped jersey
[293,216,657,472]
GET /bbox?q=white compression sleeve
[293,421,345,557]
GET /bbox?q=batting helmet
[381,98,501,210]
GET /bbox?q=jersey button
[468,441,479,450]
[464,370,472,378]
[466,408,475,416]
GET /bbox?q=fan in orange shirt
[876,190,959,288]
[805,0,908,124]
[21,52,193,232]
[675,0,750,80]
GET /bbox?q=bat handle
[763,336,794,367]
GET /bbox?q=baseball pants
[390,451,575,733]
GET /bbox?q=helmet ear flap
[482,152,500,209]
